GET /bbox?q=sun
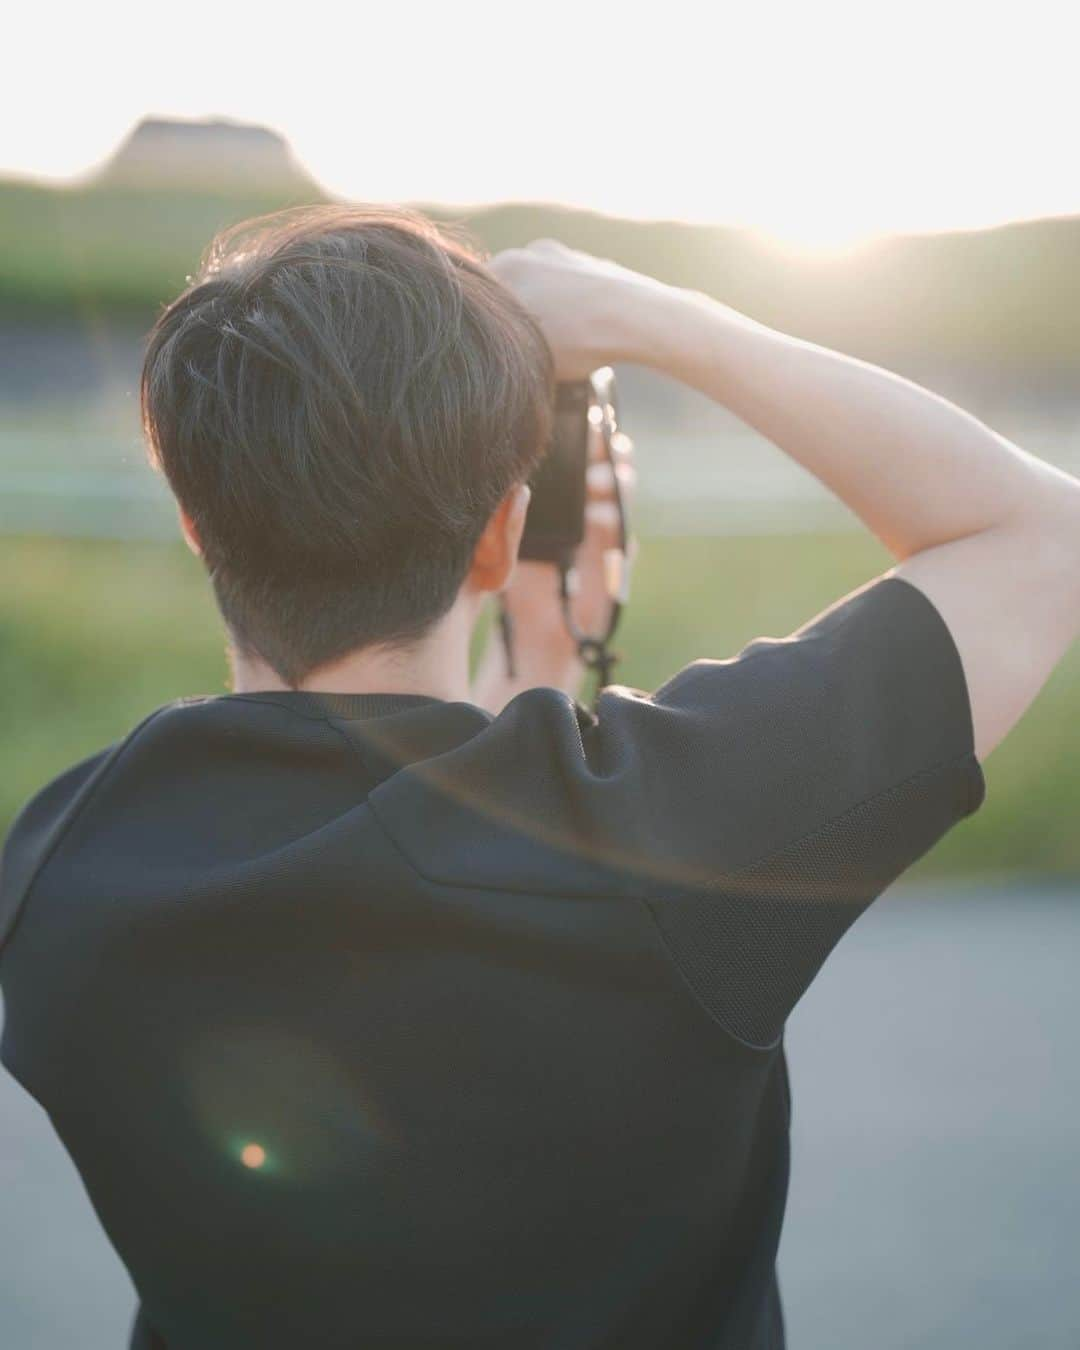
[749,217,881,259]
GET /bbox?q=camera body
[519,367,617,565]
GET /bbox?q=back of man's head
[141,205,554,686]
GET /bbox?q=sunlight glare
[3,1,1080,247]
[750,219,881,259]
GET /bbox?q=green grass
[3,531,1078,879]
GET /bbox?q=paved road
[1,880,1077,1349]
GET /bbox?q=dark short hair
[141,205,554,685]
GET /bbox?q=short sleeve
[0,747,116,954]
[594,573,986,1048]
[366,573,982,1046]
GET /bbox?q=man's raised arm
[489,241,1080,762]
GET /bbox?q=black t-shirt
[0,575,984,1350]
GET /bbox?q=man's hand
[470,412,637,714]
[472,237,645,714]
[486,239,666,380]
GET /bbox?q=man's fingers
[588,427,634,462]
[584,500,621,537]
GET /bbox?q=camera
[519,367,619,566]
[507,366,630,701]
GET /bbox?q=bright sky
[4,0,1077,248]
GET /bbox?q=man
[1,205,1078,1350]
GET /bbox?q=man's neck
[229,599,479,703]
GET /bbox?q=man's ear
[468,484,531,593]
[178,508,203,558]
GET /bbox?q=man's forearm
[470,623,584,715]
[623,284,1080,560]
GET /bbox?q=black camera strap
[498,389,633,711]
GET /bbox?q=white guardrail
[3,412,1079,542]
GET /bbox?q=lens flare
[240,1142,267,1170]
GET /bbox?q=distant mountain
[98,116,317,194]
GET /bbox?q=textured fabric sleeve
[590,573,986,1048]
[0,744,122,955]
[0,704,177,960]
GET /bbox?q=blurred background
[2,3,1078,1346]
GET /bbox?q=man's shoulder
[1,745,114,953]
[365,671,779,899]
[374,575,982,901]
[0,702,202,954]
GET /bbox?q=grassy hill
[3,177,1080,374]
